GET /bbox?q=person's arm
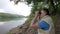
[38,20,50,30]
[30,11,50,30]
[30,16,38,28]
[30,11,39,28]
[30,19,50,30]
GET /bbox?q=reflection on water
[0,22,5,25]
[0,18,27,34]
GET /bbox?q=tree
[9,0,60,34]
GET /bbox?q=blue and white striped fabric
[38,20,50,30]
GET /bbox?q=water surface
[0,18,27,34]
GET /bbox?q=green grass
[7,32,12,34]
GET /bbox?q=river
[0,18,27,34]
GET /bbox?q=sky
[0,0,31,16]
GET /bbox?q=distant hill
[0,13,25,21]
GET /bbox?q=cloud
[0,9,5,12]
[0,0,31,16]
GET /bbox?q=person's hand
[35,11,39,17]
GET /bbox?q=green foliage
[9,0,60,34]
[12,0,60,15]
[10,0,60,30]
[0,13,25,21]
